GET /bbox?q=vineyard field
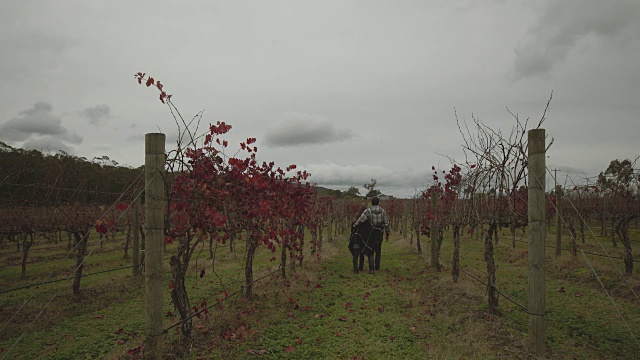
[1,223,638,359]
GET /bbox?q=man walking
[353,196,390,272]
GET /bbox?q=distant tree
[597,159,636,194]
[344,186,361,198]
[364,178,381,198]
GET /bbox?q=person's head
[371,196,380,206]
[358,206,367,217]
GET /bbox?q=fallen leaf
[575,292,583,297]
[285,345,295,352]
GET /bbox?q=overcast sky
[1,0,638,198]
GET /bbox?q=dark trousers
[355,253,374,271]
[373,240,382,270]
[359,240,381,270]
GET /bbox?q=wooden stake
[144,133,165,360]
[133,196,140,277]
[555,185,562,257]
[528,129,546,358]
[430,194,438,269]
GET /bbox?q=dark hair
[357,206,367,218]
[371,196,380,205]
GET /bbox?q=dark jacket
[349,220,375,257]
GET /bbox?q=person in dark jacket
[348,207,375,273]
[353,197,390,271]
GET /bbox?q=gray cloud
[0,102,83,147]
[126,134,144,142]
[304,162,431,198]
[81,104,111,126]
[23,136,74,155]
[264,112,353,147]
[513,0,640,79]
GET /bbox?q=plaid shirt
[354,205,390,235]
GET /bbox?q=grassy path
[200,237,528,360]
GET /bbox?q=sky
[1,0,639,198]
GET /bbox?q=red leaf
[127,345,143,355]
[315,283,322,288]
[294,338,303,345]
[574,292,583,297]
[95,315,104,319]
[168,281,174,290]
[116,339,125,345]
[285,346,295,352]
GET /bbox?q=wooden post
[430,194,438,268]
[144,133,165,360]
[528,129,546,358]
[133,196,141,277]
[555,185,562,257]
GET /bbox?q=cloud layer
[304,162,431,198]
[513,0,640,79]
[81,104,111,126]
[264,112,353,147]
[0,102,82,153]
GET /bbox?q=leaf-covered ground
[153,231,640,360]
[2,228,639,359]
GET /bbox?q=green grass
[1,224,639,359]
